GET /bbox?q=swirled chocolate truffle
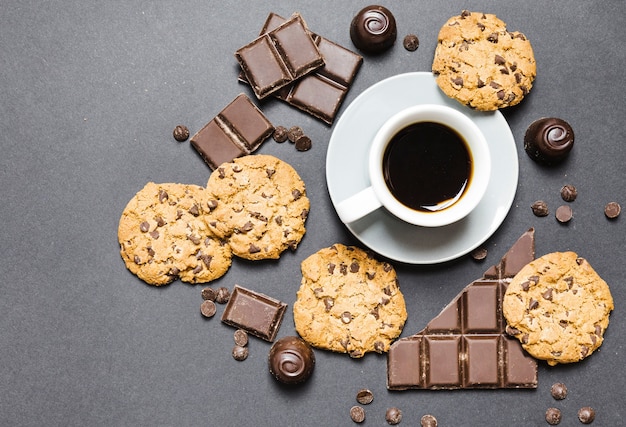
[524,118,575,165]
[350,5,397,54]
[268,336,315,385]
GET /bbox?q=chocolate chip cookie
[293,244,407,358]
[503,252,614,365]
[118,182,232,286]
[432,10,536,111]
[205,154,309,260]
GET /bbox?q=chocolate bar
[235,13,324,100]
[240,13,363,125]
[221,285,287,342]
[387,228,538,390]
[190,93,274,170]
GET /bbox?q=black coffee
[382,122,472,212]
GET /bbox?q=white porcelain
[326,72,518,264]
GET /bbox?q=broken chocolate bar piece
[235,13,324,100]
[190,94,274,169]
[240,13,363,125]
[387,228,538,390]
[221,285,287,342]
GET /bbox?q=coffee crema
[382,121,472,212]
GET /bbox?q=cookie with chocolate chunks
[503,251,614,365]
[293,244,407,358]
[205,155,309,260]
[118,182,232,286]
[432,10,536,111]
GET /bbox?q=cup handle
[335,186,382,224]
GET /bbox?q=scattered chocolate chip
[550,382,568,400]
[350,406,366,423]
[577,406,595,424]
[420,414,438,427]
[295,135,312,151]
[604,201,621,219]
[560,184,578,202]
[201,287,217,301]
[172,124,189,142]
[470,247,488,261]
[234,329,249,347]
[545,407,562,425]
[200,300,217,318]
[385,407,402,425]
[273,125,289,143]
[287,126,304,142]
[555,205,573,223]
[215,287,231,304]
[403,34,419,51]
[531,200,549,217]
[232,345,249,361]
[356,389,374,405]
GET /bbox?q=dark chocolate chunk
[578,406,596,424]
[545,407,562,425]
[232,345,249,361]
[555,205,573,223]
[273,125,289,143]
[200,300,217,318]
[385,407,402,425]
[604,201,621,219]
[235,13,324,100]
[560,184,577,202]
[355,388,374,405]
[387,229,537,390]
[524,118,575,165]
[190,94,274,169]
[350,5,397,54]
[294,134,312,151]
[221,285,287,342]
[403,34,419,51]
[420,415,438,427]
[350,406,366,423]
[268,336,315,384]
[234,329,249,347]
[172,124,189,142]
[531,200,549,217]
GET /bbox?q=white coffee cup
[335,104,491,227]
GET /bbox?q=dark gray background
[1,1,624,426]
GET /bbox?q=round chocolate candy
[524,117,575,165]
[350,5,397,54]
[268,336,315,385]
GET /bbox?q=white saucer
[326,72,518,264]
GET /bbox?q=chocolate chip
[172,124,189,142]
[550,382,568,400]
[149,230,159,239]
[139,221,150,232]
[201,287,217,301]
[604,201,621,219]
[188,204,200,216]
[350,406,366,423]
[295,135,312,151]
[341,311,352,324]
[234,329,249,347]
[215,287,230,304]
[249,243,261,254]
[555,205,573,223]
[451,76,463,86]
[403,34,419,51]
[158,189,168,203]
[578,406,595,424]
[528,298,539,310]
[200,300,216,318]
[287,126,304,142]
[531,200,549,217]
[545,407,562,425]
[420,414,438,427]
[560,184,578,202]
[487,32,499,43]
[273,125,288,143]
[494,54,506,65]
[232,345,249,361]
[350,262,359,273]
[470,247,488,261]
[385,407,402,425]
[542,288,553,301]
[323,297,334,312]
[292,189,302,200]
[356,388,374,405]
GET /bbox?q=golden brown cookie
[293,244,407,358]
[118,182,232,286]
[432,10,536,111]
[205,155,310,260]
[503,252,614,365]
